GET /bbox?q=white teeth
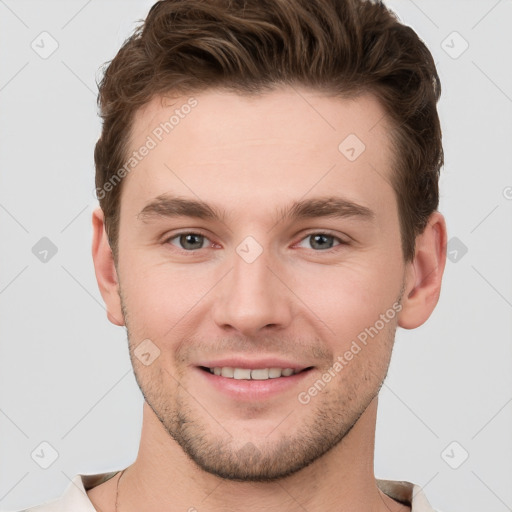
[233,368,252,380]
[251,368,269,380]
[209,367,299,380]
[268,368,282,378]
[221,367,234,378]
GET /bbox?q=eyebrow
[137,193,375,225]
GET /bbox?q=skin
[90,86,447,512]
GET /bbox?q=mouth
[194,358,316,401]
[198,366,314,380]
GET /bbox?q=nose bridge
[212,237,293,335]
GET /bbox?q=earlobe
[397,211,447,330]
[91,207,125,327]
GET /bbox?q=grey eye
[169,233,208,251]
[297,233,343,251]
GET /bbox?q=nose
[211,244,294,337]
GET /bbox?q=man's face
[114,87,407,481]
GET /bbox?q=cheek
[118,233,403,346]
[119,256,218,339]
[293,258,400,342]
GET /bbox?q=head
[92,0,446,482]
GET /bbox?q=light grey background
[0,1,511,511]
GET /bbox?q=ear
[397,211,447,330]
[91,206,125,326]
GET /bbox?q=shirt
[18,471,439,511]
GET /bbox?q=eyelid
[298,229,350,242]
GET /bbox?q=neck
[115,397,400,512]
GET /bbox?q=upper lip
[196,358,313,371]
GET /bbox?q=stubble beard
[119,285,402,482]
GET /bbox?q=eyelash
[163,230,349,253]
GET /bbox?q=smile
[200,366,311,380]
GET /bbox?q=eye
[166,232,212,251]
[164,231,347,253]
[296,232,347,251]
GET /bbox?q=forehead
[121,86,395,227]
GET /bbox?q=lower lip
[195,367,313,401]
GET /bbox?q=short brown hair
[94,0,442,263]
